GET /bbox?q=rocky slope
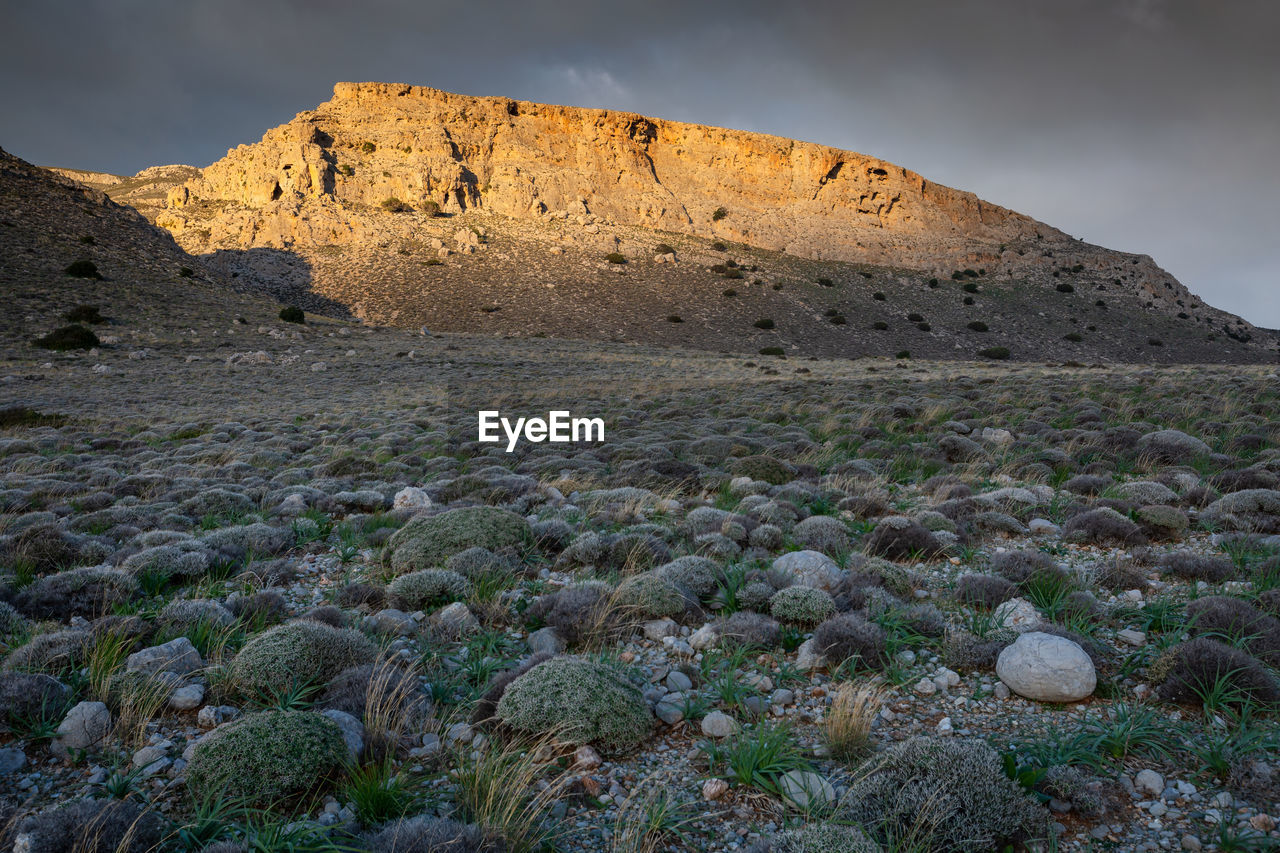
[49,84,1280,362]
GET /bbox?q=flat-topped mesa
[162,81,1197,309]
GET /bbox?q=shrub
[963,281,980,293]
[792,514,851,554]
[813,613,887,670]
[16,567,139,620]
[1064,332,1083,342]
[336,581,387,609]
[736,580,777,613]
[366,816,501,853]
[615,571,696,619]
[816,277,833,287]
[655,556,720,599]
[729,454,794,485]
[752,823,880,853]
[943,628,1015,672]
[496,656,651,752]
[754,318,775,329]
[605,252,627,264]
[231,620,377,698]
[380,197,411,213]
[228,589,287,626]
[1186,596,1280,664]
[186,709,349,806]
[712,206,727,221]
[1056,282,1075,293]
[864,516,945,560]
[121,543,210,582]
[446,547,518,582]
[384,507,529,575]
[955,574,1016,609]
[654,243,675,255]
[979,346,1010,360]
[0,671,71,724]
[872,321,889,330]
[723,288,737,297]
[2,629,88,674]
[712,241,727,251]
[907,312,924,322]
[1158,552,1235,582]
[759,346,784,357]
[35,324,100,351]
[419,200,442,217]
[15,799,166,853]
[525,584,612,646]
[1156,638,1279,708]
[278,305,305,323]
[63,304,103,323]
[841,736,1049,852]
[666,314,683,323]
[320,661,429,728]
[873,292,886,301]
[770,586,836,625]
[967,321,988,332]
[1062,507,1147,547]
[178,265,194,278]
[361,141,376,153]
[1095,559,1147,592]
[718,611,781,649]
[387,569,472,611]
[65,259,101,279]
[991,550,1060,585]
[895,350,910,359]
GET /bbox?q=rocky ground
[4,142,1279,853]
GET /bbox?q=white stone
[169,683,205,710]
[126,637,202,676]
[1136,768,1164,795]
[393,487,432,510]
[1117,628,1147,647]
[779,770,836,809]
[701,711,738,738]
[996,632,1096,702]
[994,597,1042,632]
[53,701,111,756]
[771,550,843,591]
[322,709,364,761]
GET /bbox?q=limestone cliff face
[167,83,1054,264]
[156,82,1214,315]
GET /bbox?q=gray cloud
[3,0,1276,325]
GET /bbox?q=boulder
[126,637,203,676]
[771,550,843,591]
[996,632,1096,702]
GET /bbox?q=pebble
[701,711,738,738]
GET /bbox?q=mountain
[0,147,284,355]
[65,83,1279,362]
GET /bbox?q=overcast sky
[3,0,1277,326]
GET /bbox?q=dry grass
[363,655,427,760]
[825,681,886,762]
[451,730,575,852]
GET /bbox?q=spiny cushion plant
[495,656,652,753]
[841,736,1049,851]
[383,507,530,575]
[230,619,377,698]
[185,709,349,806]
[387,568,472,611]
[769,586,836,626]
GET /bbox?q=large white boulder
[996,631,1096,702]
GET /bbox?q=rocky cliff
[161,83,1202,306]
[65,82,1269,363]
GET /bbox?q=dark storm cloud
[3,0,1276,325]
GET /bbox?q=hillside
[58,83,1279,362]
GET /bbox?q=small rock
[702,778,730,801]
[526,626,564,656]
[993,597,1042,632]
[392,487,431,511]
[196,704,238,728]
[914,677,938,696]
[1117,628,1147,647]
[573,745,602,771]
[665,671,693,693]
[778,770,836,810]
[0,747,26,774]
[644,619,678,640]
[994,682,1011,700]
[936,717,953,735]
[169,683,205,711]
[795,638,824,671]
[1136,769,1164,796]
[690,624,719,651]
[126,637,203,676]
[432,602,481,636]
[52,701,111,756]
[1180,834,1202,852]
[701,711,738,738]
[321,709,364,761]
